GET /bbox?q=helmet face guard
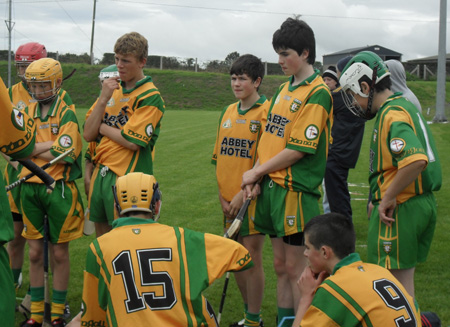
[25,58,62,103]
[339,51,390,120]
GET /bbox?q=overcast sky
[0,0,448,65]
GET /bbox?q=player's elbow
[83,130,97,143]
[127,142,140,151]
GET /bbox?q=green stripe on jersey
[174,227,193,326]
[184,228,209,324]
[318,280,373,327]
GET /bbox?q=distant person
[68,172,253,327]
[385,59,422,113]
[212,54,268,327]
[339,51,441,302]
[323,57,365,221]
[241,17,332,327]
[84,32,165,238]
[321,65,339,91]
[292,213,421,326]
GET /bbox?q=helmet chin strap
[37,94,57,105]
[365,65,379,120]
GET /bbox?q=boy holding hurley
[212,54,268,327]
[241,17,332,326]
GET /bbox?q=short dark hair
[272,18,316,64]
[230,54,265,87]
[304,213,355,259]
[360,74,392,93]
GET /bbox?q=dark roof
[324,45,402,57]
[407,53,450,63]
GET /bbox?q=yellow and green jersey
[86,76,165,176]
[370,93,442,204]
[20,92,82,182]
[300,253,420,327]
[4,82,75,208]
[8,80,74,112]
[258,71,332,193]
[0,78,36,159]
[81,217,253,327]
[212,96,268,201]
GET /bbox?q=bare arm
[84,78,120,142]
[292,267,328,327]
[242,148,305,197]
[99,124,140,151]
[84,159,94,197]
[378,160,427,226]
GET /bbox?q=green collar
[237,94,267,115]
[120,76,153,94]
[331,253,361,275]
[288,68,320,91]
[112,216,156,228]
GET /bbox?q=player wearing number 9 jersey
[339,51,441,302]
[293,213,421,327]
[80,173,253,327]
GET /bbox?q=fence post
[195,58,198,72]
[160,56,163,70]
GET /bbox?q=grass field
[9,104,449,326]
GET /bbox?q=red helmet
[15,42,47,63]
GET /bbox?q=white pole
[433,0,448,122]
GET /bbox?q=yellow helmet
[113,173,161,216]
[25,58,63,101]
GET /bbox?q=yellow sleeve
[0,77,36,158]
[80,270,107,325]
[204,233,253,284]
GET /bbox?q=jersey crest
[290,98,302,113]
[390,138,406,154]
[249,120,261,134]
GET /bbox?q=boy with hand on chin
[293,213,420,326]
[241,17,332,326]
[84,32,165,238]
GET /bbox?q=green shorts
[227,200,262,237]
[0,246,15,327]
[88,164,117,225]
[368,192,437,269]
[3,163,22,215]
[21,181,84,243]
[253,177,320,238]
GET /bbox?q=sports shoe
[229,318,264,327]
[51,318,66,327]
[63,302,71,320]
[19,293,31,316]
[230,318,245,327]
[21,318,42,327]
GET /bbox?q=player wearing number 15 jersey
[80,173,253,327]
